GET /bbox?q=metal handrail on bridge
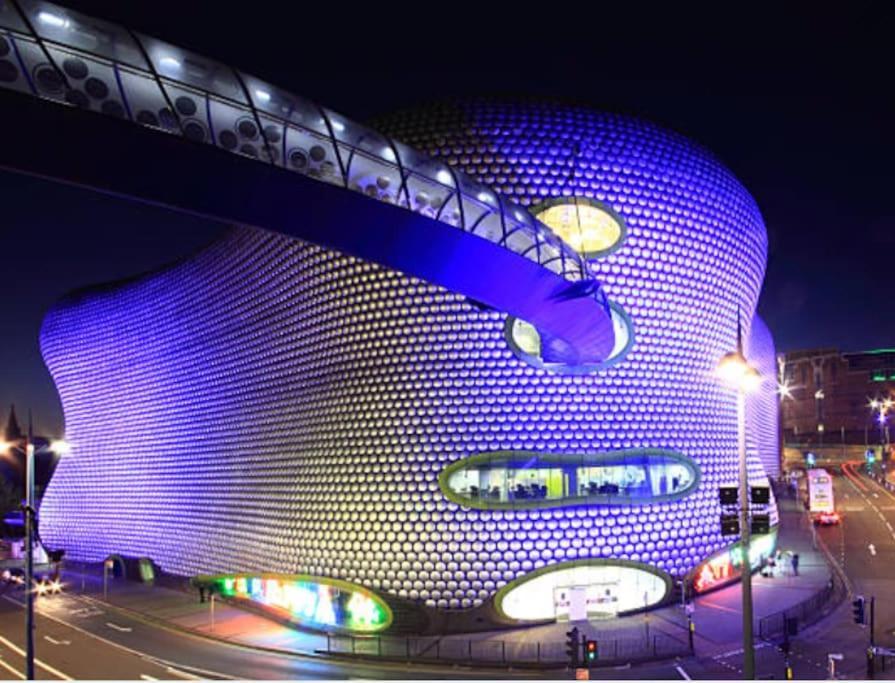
[0,0,604,302]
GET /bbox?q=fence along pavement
[322,630,690,667]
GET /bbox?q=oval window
[506,300,634,373]
[495,559,672,622]
[533,198,626,258]
[439,449,700,510]
[196,573,393,633]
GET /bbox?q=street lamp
[0,418,69,681]
[869,398,893,454]
[716,316,762,681]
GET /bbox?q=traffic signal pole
[738,388,755,680]
[868,596,876,679]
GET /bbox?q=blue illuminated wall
[40,101,778,612]
[746,315,781,480]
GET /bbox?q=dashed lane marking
[44,635,71,646]
[700,600,740,615]
[675,664,692,680]
[0,635,72,680]
[106,622,133,633]
[1,595,228,681]
[0,655,24,680]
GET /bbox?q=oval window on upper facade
[505,300,634,374]
[532,197,627,258]
[439,449,700,510]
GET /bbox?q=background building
[780,348,895,446]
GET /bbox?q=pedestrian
[792,552,800,576]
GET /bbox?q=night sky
[2,2,892,435]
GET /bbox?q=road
[0,588,545,680]
[4,466,894,680]
[656,466,895,680]
[771,464,895,679]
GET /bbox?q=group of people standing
[761,549,800,577]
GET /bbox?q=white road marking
[2,595,233,681]
[676,664,692,679]
[44,635,71,646]
[870,544,877,556]
[0,635,72,680]
[139,675,158,681]
[166,666,201,680]
[0,655,25,680]
[106,622,133,633]
[70,607,104,618]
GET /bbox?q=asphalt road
[6,467,895,680]
[0,587,557,680]
[767,465,895,679]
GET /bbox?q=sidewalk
[428,490,835,661]
[51,492,835,669]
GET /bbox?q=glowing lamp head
[740,367,763,394]
[49,439,71,455]
[777,381,793,400]
[159,56,181,70]
[716,351,761,393]
[0,440,11,454]
[37,11,70,28]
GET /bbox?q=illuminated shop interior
[497,560,670,622]
[442,450,699,508]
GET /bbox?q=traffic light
[720,513,740,535]
[719,486,738,505]
[585,639,597,665]
[853,596,866,624]
[565,627,580,666]
[751,514,771,535]
[750,486,770,504]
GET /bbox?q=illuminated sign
[691,529,778,594]
[195,573,392,633]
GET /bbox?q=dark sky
[2,2,893,435]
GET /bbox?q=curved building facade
[38,99,781,627]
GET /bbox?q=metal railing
[0,0,606,302]
[321,631,690,668]
[757,569,839,641]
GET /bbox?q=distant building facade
[780,348,895,445]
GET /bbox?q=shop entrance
[553,581,621,621]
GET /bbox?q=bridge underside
[0,89,614,364]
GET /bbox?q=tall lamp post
[716,317,763,680]
[1,416,69,681]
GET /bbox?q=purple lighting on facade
[40,100,779,615]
